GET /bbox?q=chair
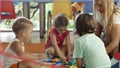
[51,0,73,19]
[0,0,16,19]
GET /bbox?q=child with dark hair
[73,14,111,68]
[46,14,72,60]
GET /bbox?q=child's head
[53,14,68,34]
[12,17,33,42]
[75,14,96,36]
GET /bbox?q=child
[2,17,44,68]
[46,14,72,60]
[73,14,111,68]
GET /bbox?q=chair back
[52,0,73,19]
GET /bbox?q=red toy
[114,52,120,60]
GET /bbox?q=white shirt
[2,39,24,68]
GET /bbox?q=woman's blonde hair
[94,0,120,32]
[12,17,33,34]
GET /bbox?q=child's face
[55,26,67,34]
[23,27,33,42]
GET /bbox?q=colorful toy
[52,58,60,62]
[42,58,77,68]
[114,53,120,60]
[70,65,77,68]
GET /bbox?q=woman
[94,0,120,58]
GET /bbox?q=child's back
[74,33,111,68]
[73,14,111,68]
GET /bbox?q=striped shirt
[73,34,111,68]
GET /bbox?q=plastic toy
[52,58,60,62]
[42,58,77,68]
[70,65,77,68]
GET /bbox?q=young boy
[2,17,44,68]
[73,14,111,68]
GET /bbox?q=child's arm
[66,34,72,60]
[11,41,44,60]
[76,58,83,68]
[50,33,67,60]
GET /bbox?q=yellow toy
[52,58,60,62]
[70,65,77,68]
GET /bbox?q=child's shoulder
[11,41,20,46]
[65,30,70,33]
[50,28,57,35]
[10,39,21,50]
[10,39,20,45]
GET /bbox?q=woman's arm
[76,58,83,68]
[106,24,120,54]
[50,33,66,60]
[95,23,102,37]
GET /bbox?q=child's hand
[60,56,67,61]
[67,55,72,60]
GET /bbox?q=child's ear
[19,30,26,36]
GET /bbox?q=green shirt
[73,34,111,68]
